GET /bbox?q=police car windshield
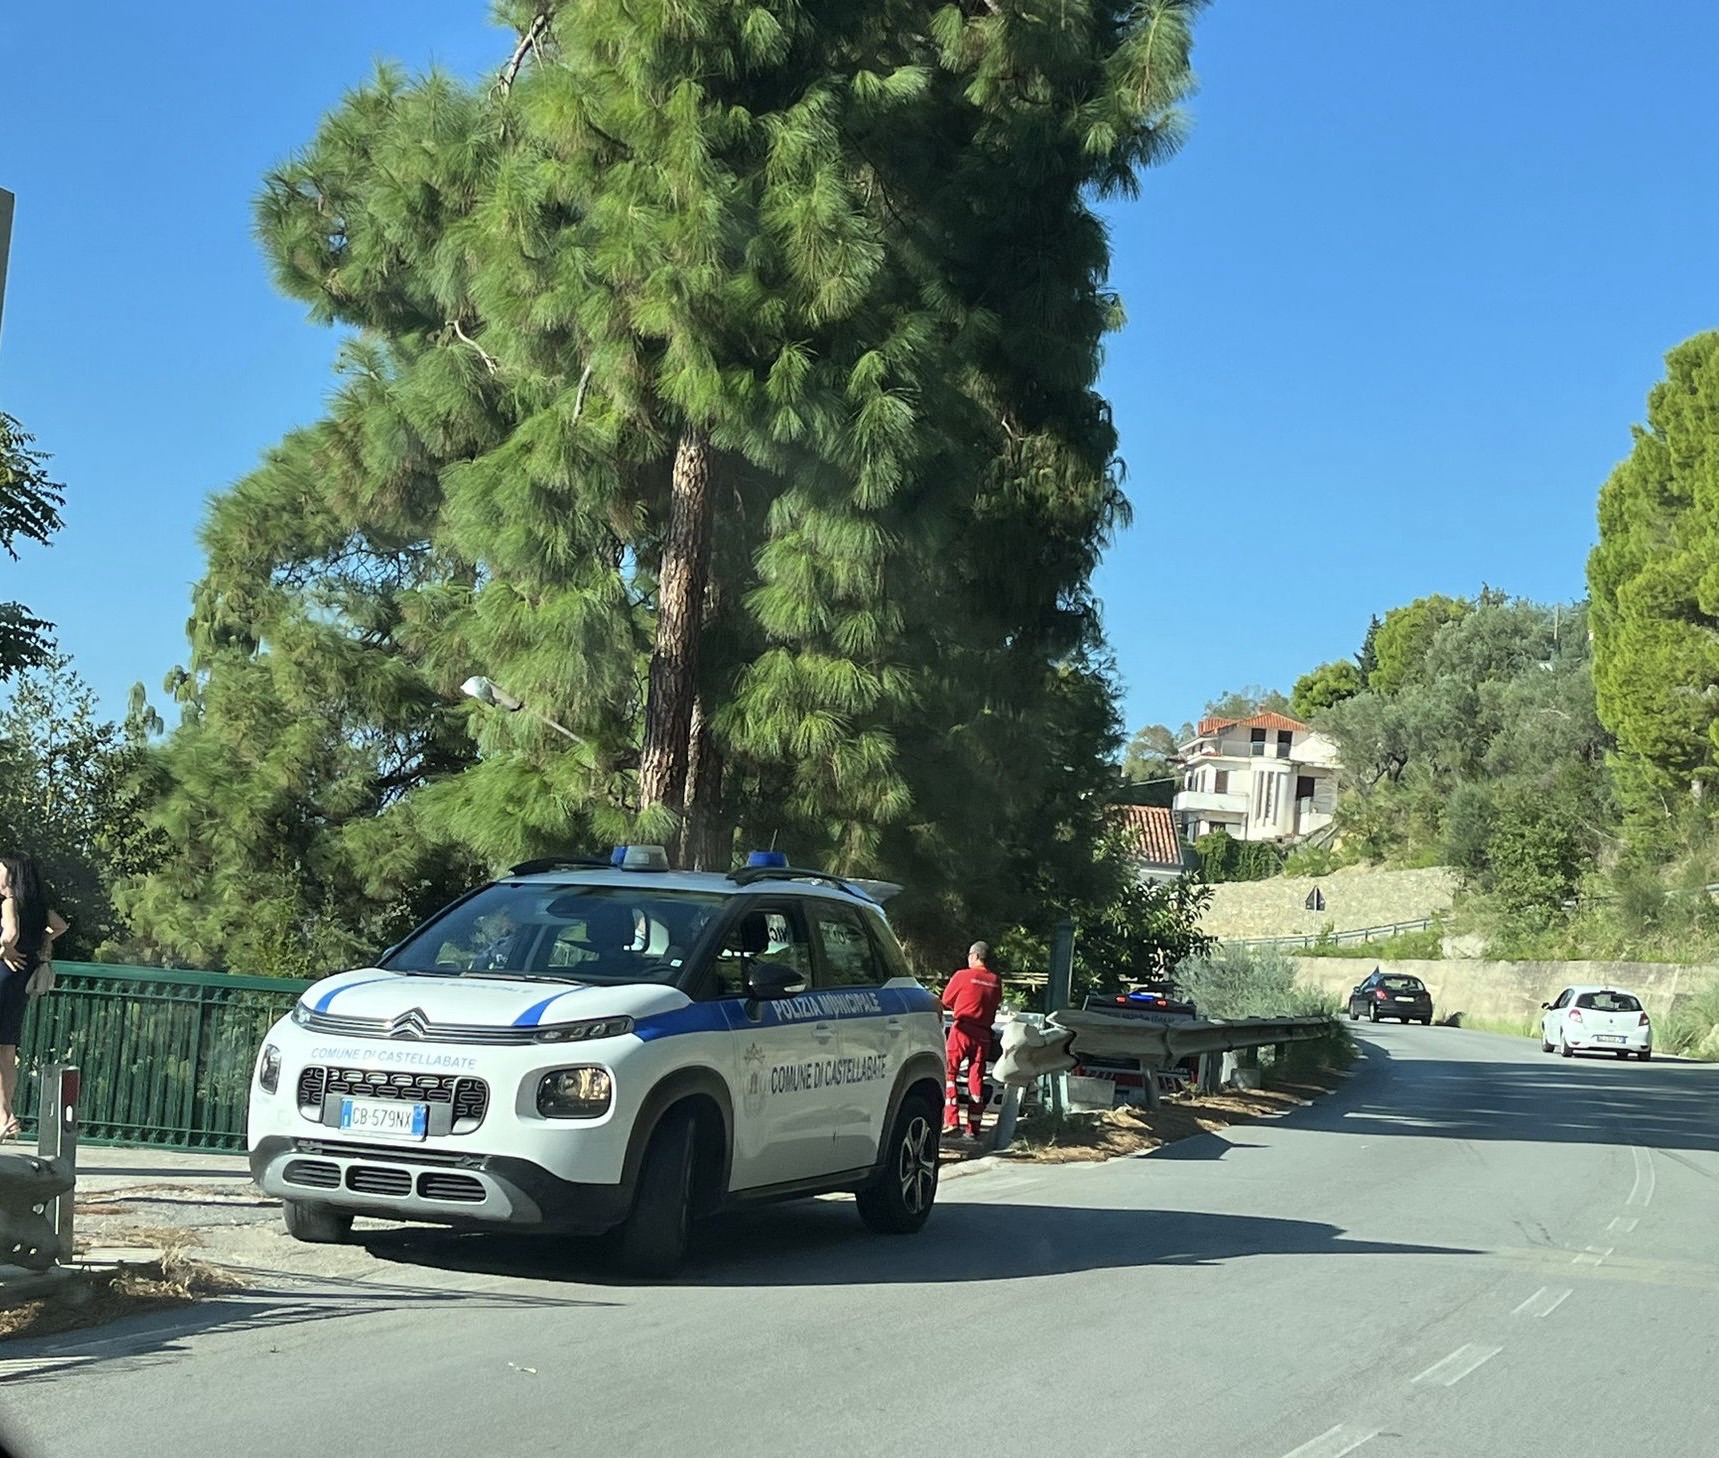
[382,882,724,984]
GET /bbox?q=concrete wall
[1203,866,1457,941]
[1293,957,1719,1030]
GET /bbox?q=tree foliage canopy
[1589,330,1719,830]
[125,0,1208,975]
[0,412,67,680]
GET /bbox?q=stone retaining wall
[1202,866,1458,941]
[1293,957,1718,1031]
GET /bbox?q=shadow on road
[1301,1033,1719,1155]
[359,1198,1479,1290]
[0,1269,618,1385]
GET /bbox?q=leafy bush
[1193,830,1282,883]
[1301,925,1444,959]
[1176,943,1304,1018]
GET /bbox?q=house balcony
[1174,789,1249,817]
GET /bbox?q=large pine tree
[129,0,1204,973]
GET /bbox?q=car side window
[811,904,888,988]
[705,904,813,999]
[1552,988,1573,1009]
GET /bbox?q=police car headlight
[290,1002,311,1027]
[537,1067,613,1119]
[258,1044,283,1095]
[533,1015,634,1044]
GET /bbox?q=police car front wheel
[616,1109,697,1278]
[857,1094,940,1235]
[283,1199,353,1245]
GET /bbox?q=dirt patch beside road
[992,1066,1351,1164]
[0,1250,243,1343]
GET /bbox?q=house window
[1250,727,1266,757]
[1276,729,1293,759]
[1213,769,1229,794]
[1296,775,1316,802]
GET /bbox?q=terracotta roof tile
[1196,710,1310,737]
[1110,804,1187,869]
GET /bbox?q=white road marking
[1281,1423,1380,1458]
[1608,1216,1638,1234]
[1340,1111,1450,1128]
[1627,1146,1656,1207]
[1571,1245,1614,1265]
[1412,1343,1503,1387]
[1511,1286,1572,1318]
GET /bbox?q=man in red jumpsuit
[941,941,1003,1137]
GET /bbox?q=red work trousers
[945,1022,989,1135]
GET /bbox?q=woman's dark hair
[2,853,50,958]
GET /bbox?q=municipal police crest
[742,1041,767,1118]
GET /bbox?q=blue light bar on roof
[746,850,789,868]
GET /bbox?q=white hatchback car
[247,849,947,1276]
[1540,985,1653,1061]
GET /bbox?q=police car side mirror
[746,963,807,1001]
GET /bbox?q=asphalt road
[4,1025,1717,1458]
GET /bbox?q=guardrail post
[36,1063,79,1264]
[1046,919,1076,1118]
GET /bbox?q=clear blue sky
[3,2,1716,739]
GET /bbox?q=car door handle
[813,1021,836,1044]
[884,1018,904,1034]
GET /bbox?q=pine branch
[498,11,551,96]
[448,319,500,376]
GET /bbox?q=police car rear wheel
[617,1109,696,1278]
[858,1095,939,1235]
[283,1199,353,1244]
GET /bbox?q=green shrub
[1194,830,1283,884]
[1177,944,1301,1018]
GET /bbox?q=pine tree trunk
[639,425,715,838]
[683,692,731,871]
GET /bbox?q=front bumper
[250,1136,634,1235]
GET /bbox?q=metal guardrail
[1,1064,80,1281]
[989,1009,1341,1147]
[15,963,311,1152]
[1230,918,1435,951]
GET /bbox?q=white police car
[247,848,947,1276]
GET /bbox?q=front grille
[297,1067,489,1132]
[346,1165,412,1198]
[282,1158,340,1189]
[417,1172,487,1204]
[300,1007,549,1045]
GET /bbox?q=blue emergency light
[746,850,789,868]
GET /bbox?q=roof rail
[506,856,613,876]
[725,864,879,900]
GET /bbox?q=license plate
[1395,996,1418,1002]
[339,1097,429,1139]
[1595,1034,1624,1045]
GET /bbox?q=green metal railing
[13,962,312,1152]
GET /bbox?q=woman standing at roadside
[0,853,68,1139]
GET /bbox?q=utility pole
[0,187,14,350]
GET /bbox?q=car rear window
[1381,977,1426,992]
[1576,991,1642,1012]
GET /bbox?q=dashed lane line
[1281,1423,1380,1458]
[1627,1146,1656,1207]
[1571,1246,1613,1265]
[1607,1216,1638,1234]
[1411,1343,1503,1387]
[1511,1286,1572,1318]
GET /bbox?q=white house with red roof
[1172,711,1341,844]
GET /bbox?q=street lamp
[461,675,580,743]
